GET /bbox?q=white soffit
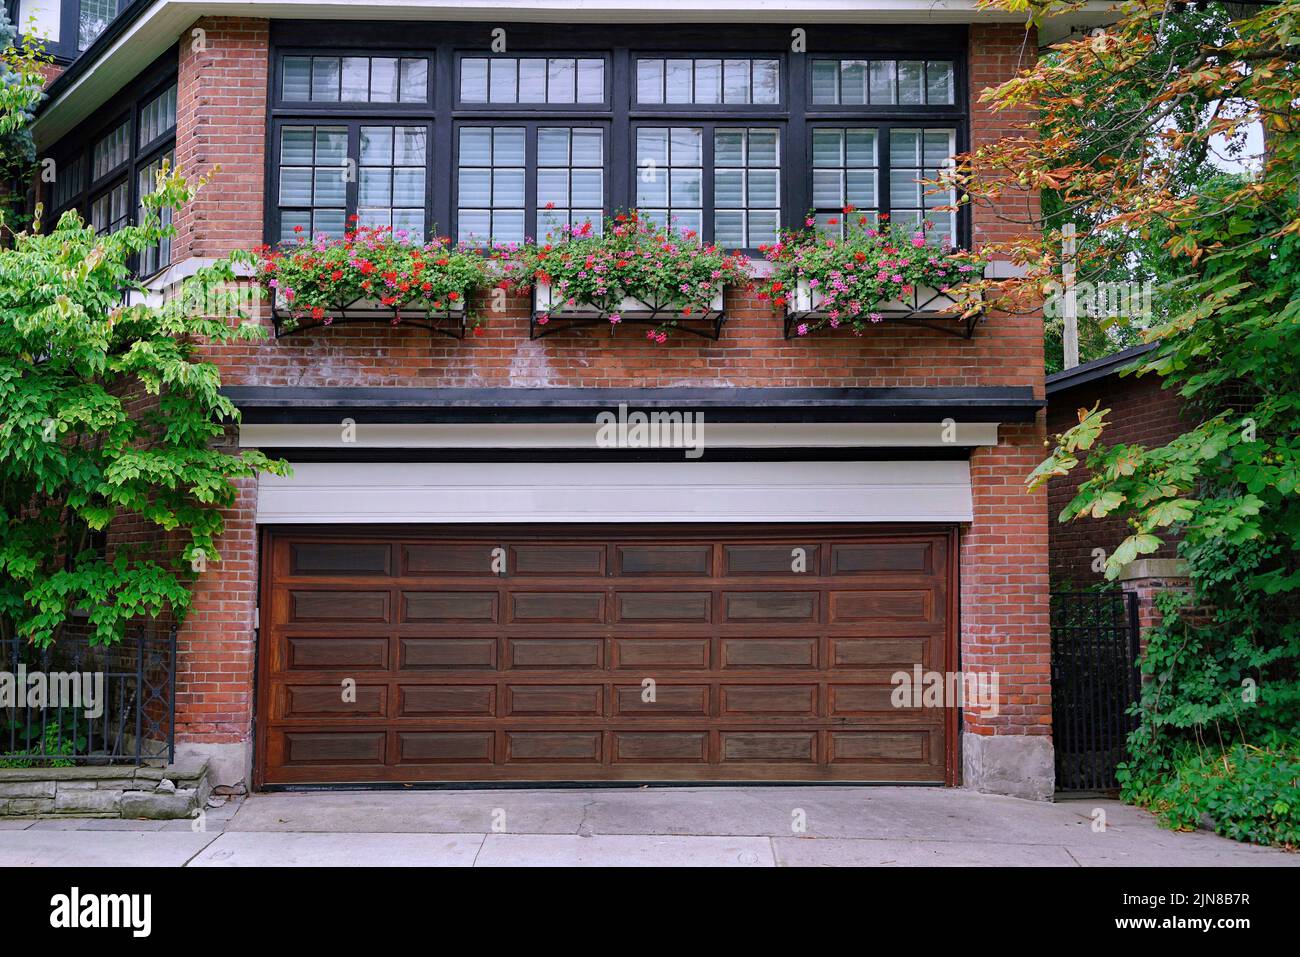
[34,0,1114,147]
[255,460,974,523]
[238,421,1000,449]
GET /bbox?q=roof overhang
[1045,343,1157,395]
[34,0,1118,148]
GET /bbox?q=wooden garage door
[256,526,955,786]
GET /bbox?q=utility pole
[1062,222,1079,370]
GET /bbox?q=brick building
[1045,343,1186,588]
[22,2,1073,799]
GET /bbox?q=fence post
[134,626,145,767]
[168,624,178,765]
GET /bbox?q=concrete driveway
[0,787,1294,866]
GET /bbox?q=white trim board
[239,421,1000,450]
[255,460,974,523]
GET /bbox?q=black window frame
[265,22,971,255]
[5,0,127,63]
[40,52,178,276]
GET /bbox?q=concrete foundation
[962,733,1055,802]
[174,741,251,792]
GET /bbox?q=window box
[269,290,469,339]
[531,281,726,340]
[787,278,978,336]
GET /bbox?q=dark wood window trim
[41,51,177,276]
[264,22,970,253]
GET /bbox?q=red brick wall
[160,17,1050,773]
[1047,371,1186,588]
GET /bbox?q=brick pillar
[1118,559,1193,661]
[173,17,269,261]
[169,17,270,788]
[959,23,1054,800]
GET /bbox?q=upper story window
[77,0,113,49]
[41,58,179,276]
[635,58,780,105]
[282,56,429,104]
[459,56,605,105]
[267,29,967,253]
[811,59,955,106]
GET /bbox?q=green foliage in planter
[0,168,288,648]
[255,226,500,332]
[760,212,983,336]
[0,716,84,768]
[515,213,750,341]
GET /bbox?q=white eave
[33,0,1114,148]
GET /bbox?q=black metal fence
[1,624,177,767]
[1050,590,1142,792]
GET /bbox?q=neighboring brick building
[26,3,1065,800]
[1045,343,1187,588]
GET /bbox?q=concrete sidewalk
[0,787,1295,866]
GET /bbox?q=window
[137,150,174,275]
[456,127,525,245]
[139,84,176,147]
[636,58,779,105]
[90,180,128,235]
[635,128,702,237]
[277,125,348,241]
[537,127,604,239]
[811,128,878,234]
[50,154,84,212]
[713,128,779,247]
[92,122,129,180]
[17,0,60,44]
[889,128,956,243]
[265,30,967,253]
[78,0,114,51]
[459,57,604,105]
[811,59,955,106]
[358,126,427,236]
[282,56,429,103]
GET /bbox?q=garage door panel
[290,590,391,622]
[720,637,818,669]
[259,527,954,785]
[615,544,713,576]
[612,637,711,670]
[510,592,604,623]
[403,591,498,622]
[285,636,390,671]
[617,592,712,622]
[399,637,497,670]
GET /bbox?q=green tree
[0,8,48,229]
[0,167,288,648]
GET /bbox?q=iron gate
[1050,590,1142,792]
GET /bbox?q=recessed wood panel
[721,732,816,763]
[617,592,711,622]
[830,684,924,714]
[403,592,497,622]
[291,542,391,577]
[614,732,708,762]
[506,685,603,716]
[400,685,495,716]
[721,637,817,669]
[720,685,817,716]
[830,731,929,763]
[506,731,602,762]
[261,528,953,786]
[831,636,930,669]
[831,542,932,575]
[513,545,605,576]
[829,590,931,622]
[282,684,386,718]
[400,638,497,670]
[290,590,389,623]
[614,684,709,716]
[511,592,604,623]
[404,544,498,576]
[507,638,603,669]
[286,637,388,671]
[398,732,494,764]
[612,638,710,670]
[283,732,384,765]
[617,545,712,576]
[724,544,819,576]
[724,591,817,621]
